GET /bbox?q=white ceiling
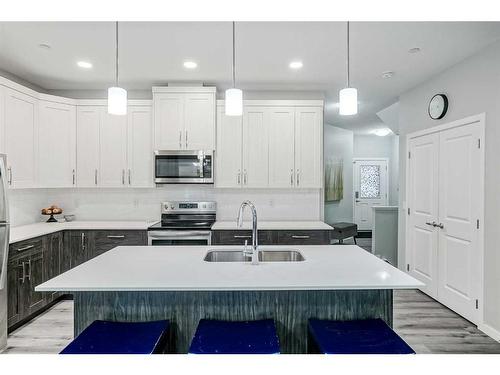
[1,21,500,132]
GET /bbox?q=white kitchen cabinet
[153,93,184,150]
[4,88,38,188]
[242,107,269,188]
[76,106,100,187]
[216,106,243,188]
[0,86,5,154]
[100,111,127,187]
[268,107,296,188]
[294,107,322,188]
[127,105,153,187]
[184,93,215,150]
[38,100,76,188]
[153,87,216,151]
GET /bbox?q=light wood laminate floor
[2,289,500,354]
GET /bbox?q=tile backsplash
[9,187,323,226]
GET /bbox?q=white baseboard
[478,323,500,342]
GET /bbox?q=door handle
[355,191,359,199]
[436,223,444,229]
[425,221,436,227]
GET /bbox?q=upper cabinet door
[242,107,269,188]
[38,101,76,188]
[294,107,322,188]
[153,93,184,150]
[215,106,242,188]
[268,107,296,188]
[0,86,5,154]
[127,105,153,187]
[184,93,215,150]
[4,88,38,189]
[76,107,100,187]
[100,111,128,187]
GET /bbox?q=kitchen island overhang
[36,245,422,353]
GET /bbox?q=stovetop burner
[147,201,216,231]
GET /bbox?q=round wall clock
[428,94,448,120]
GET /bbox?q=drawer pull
[17,245,35,252]
[291,235,310,239]
[107,235,125,239]
[20,262,26,284]
[234,235,252,239]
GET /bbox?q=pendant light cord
[115,21,119,87]
[346,21,350,88]
[232,21,236,88]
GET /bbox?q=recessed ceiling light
[372,128,393,137]
[77,61,93,69]
[183,61,198,69]
[408,47,421,54]
[289,61,303,70]
[382,71,395,79]
[38,43,51,50]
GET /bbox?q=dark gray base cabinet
[211,230,331,246]
[8,229,147,331]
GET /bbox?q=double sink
[204,249,305,262]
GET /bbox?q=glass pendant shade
[225,88,243,116]
[107,86,127,115]
[339,87,358,116]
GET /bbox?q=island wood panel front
[73,289,393,353]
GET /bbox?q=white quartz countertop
[9,221,157,244]
[36,245,423,292]
[212,221,333,230]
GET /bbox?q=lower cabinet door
[25,251,46,316]
[68,231,90,268]
[45,232,62,302]
[7,259,22,327]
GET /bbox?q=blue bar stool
[189,319,280,354]
[308,318,415,354]
[60,320,170,354]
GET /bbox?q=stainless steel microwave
[154,150,214,184]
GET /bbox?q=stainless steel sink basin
[204,249,305,262]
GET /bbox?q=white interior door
[437,123,482,322]
[407,134,440,297]
[353,159,388,230]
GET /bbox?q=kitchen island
[36,245,422,353]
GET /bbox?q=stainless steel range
[147,201,216,246]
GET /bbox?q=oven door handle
[148,230,212,238]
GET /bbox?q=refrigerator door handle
[0,224,9,290]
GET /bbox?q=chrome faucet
[237,200,259,264]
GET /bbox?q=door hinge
[476,299,479,309]
[408,207,410,215]
[477,219,480,229]
[408,151,411,159]
[406,264,410,272]
[478,139,481,149]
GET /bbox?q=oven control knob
[170,205,175,209]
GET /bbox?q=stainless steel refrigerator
[0,154,10,351]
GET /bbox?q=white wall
[9,187,322,227]
[353,134,399,206]
[323,124,353,224]
[398,39,500,336]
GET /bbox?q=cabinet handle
[179,130,182,148]
[243,170,247,185]
[234,235,252,239]
[81,233,86,250]
[27,259,31,281]
[237,170,241,185]
[290,169,294,186]
[20,262,26,284]
[7,167,12,185]
[17,244,35,252]
[291,235,310,239]
[296,169,300,186]
[107,235,125,239]
[128,169,131,185]
[94,169,98,186]
[425,222,436,227]
[72,169,76,185]
[122,169,125,185]
[185,130,188,149]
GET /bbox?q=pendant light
[339,21,358,116]
[225,22,243,116]
[108,21,127,115]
